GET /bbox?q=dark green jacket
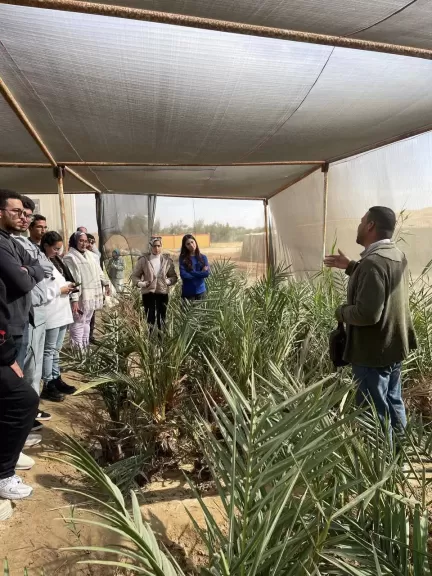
[336,243,417,367]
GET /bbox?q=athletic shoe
[36,410,51,421]
[16,452,35,471]
[0,499,13,520]
[53,377,77,395]
[31,420,43,432]
[24,433,42,448]
[40,383,65,402]
[0,475,33,500]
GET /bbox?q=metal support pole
[54,167,69,244]
[322,163,329,264]
[64,166,102,194]
[264,199,270,274]
[4,0,432,61]
[0,77,57,166]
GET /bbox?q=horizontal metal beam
[0,160,324,168]
[0,162,53,168]
[2,0,432,60]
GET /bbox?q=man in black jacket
[0,189,45,368]
[0,276,39,500]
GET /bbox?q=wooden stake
[322,163,329,265]
[49,160,324,167]
[264,199,270,273]
[56,167,69,244]
[64,166,102,194]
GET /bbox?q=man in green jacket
[324,206,416,435]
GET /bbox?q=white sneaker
[0,475,33,500]
[0,499,13,520]
[24,433,42,448]
[16,452,35,470]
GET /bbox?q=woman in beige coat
[131,237,178,329]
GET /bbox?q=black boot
[53,376,77,395]
[40,381,65,402]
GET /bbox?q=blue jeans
[43,325,68,383]
[352,363,407,434]
[13,322,29,371]
[24,321,47,395]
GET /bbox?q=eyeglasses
[0,208,26,219]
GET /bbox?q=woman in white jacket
[63,231,110,348]
[40,232,77,400]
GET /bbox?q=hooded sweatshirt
[337,242,417,367]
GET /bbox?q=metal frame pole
[322,163,329,264]
[55,166,69,244]
[264,199,270,273]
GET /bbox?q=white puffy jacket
[45,266,74,330]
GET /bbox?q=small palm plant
[56,357,431,575]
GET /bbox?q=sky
[74,195,265,233]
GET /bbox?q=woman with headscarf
[131,237,178,330]
[179,234,210,301]
[63,231,110,348]
[106,249,125,293]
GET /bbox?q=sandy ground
[0,375,225,575]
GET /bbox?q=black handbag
[329,322,349,368]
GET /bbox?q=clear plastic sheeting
[270,130,432,278]
[327,131,432,277]
[84,0,432,51]
[269,168,324,276]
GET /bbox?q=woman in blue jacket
[179,234,210,301]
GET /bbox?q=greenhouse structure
[1,0,432,273]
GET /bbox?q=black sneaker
[40,383,65,403]
[53,377,77,395]
[32,420,43,432]
[36,410,51,421]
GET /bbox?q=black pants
[0,365,39,479]
[142,293,169,330]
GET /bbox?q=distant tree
[156,220,264,243]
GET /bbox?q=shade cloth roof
[1,0,432,198]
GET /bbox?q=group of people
[131,233,210,329]
[0,189,116,502]
[0,189,413,504]
[0,188,211,503]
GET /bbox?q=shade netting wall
[270,130,432,278]
[96,193,156,264]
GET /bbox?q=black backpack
[329,322,349,368]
